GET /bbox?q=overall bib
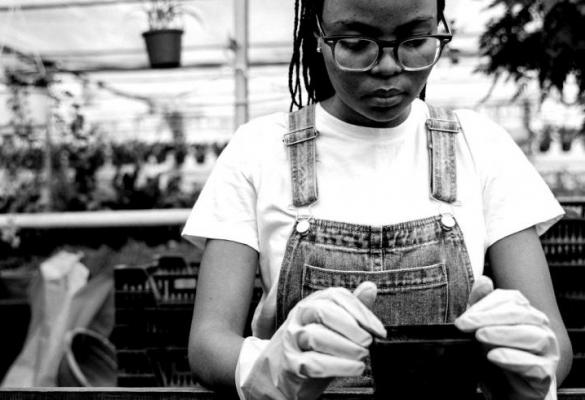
[275,104,475,387]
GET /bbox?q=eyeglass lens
[334,37,443,71]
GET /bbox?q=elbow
[556,328,573,386]
[188,324,240,390]
[188,327,213,386]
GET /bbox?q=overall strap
[426,105,460,204]
[283,104,319,207]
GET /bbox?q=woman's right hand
[241,281,386,400]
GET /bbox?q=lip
[370,88,403,98]
[367,88,404,107]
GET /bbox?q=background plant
[478,0,585,104]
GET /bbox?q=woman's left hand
[455,276,560,400]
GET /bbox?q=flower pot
[57,328,117,387]
[142,29,183,68]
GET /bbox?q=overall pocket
[301,263,448,325]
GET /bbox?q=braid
[419,0,447,101]
[288,0,333,110]
[288,0,303,110]
[290,0,447,109]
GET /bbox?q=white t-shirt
[182,99,564,390]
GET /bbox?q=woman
[183,0,573,398]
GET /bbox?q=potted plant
[142,0,185,68]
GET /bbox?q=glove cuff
[236,337,270,400]
[544,375,557,400]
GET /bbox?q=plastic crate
[148,347,197,387]
[114,256,198,308]
[116,349,158,387]
[144,306,193,348]
[541,219,585,266]
[113,255,199,386]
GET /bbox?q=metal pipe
[234,0,249,128]
[0,0,199,12]
[0,209,191,229]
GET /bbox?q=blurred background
[0,0,584,391]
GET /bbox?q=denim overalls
[275,104,475,386]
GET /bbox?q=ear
[419,85,427,101]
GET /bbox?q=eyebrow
[330,16,436,36]
[395,17,436,34]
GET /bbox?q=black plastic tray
[370,324,482,400]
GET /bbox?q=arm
[487,226,573,384]
[189,239,386,400]
[188,239,259,390]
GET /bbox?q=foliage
[0,140,227,213]
[5,73,34,141]
[145,0,184,31]
[478,0,585,100]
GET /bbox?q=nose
[370,48,403,76]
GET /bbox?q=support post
[234,0,249,128]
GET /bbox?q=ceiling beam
[0,0,198,12]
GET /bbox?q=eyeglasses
[315,15,453,72]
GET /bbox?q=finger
[296,323,369,360]
[466,289,530,314]
[308,288,386,338]
[467,275,494,307]
[455,303,549,332]
[298,298,373,347]
[476,325,558,356]
[353,281,377,310]
[296,351,366,378]
[328,288,386,338]
[497,368,551,400]
[486,347,558,382]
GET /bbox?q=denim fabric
[276,215,474,327]
[283,105,319,207]
[426,105,460,203]
[276,104,473,387]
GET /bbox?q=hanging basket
[142,29,184,68]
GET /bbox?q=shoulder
[449,107,522,164]
[452,108,514,144]
[423,103,532,181]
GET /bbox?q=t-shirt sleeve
[182,125,259,252]
[457,110,565,247]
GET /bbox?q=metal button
[296,219,311,234]
[440,214,456,230]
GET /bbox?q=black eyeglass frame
[315,14,453,72]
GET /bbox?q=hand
[455,276,559,400]
[241,282,386,400]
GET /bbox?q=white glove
[240,282,386,400]
[455,276,559,400]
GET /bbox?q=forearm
[487,227,573,393]
[188,240,259,390]
[189,325,245,389]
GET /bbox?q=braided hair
[288,0,446,110]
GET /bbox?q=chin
[362,104,410,128]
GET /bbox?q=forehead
[321,0,437,30]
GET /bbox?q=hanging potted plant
[142,0,185,68]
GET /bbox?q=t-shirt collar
[315,100,422,143]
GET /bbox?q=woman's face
[319,0,438,128]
